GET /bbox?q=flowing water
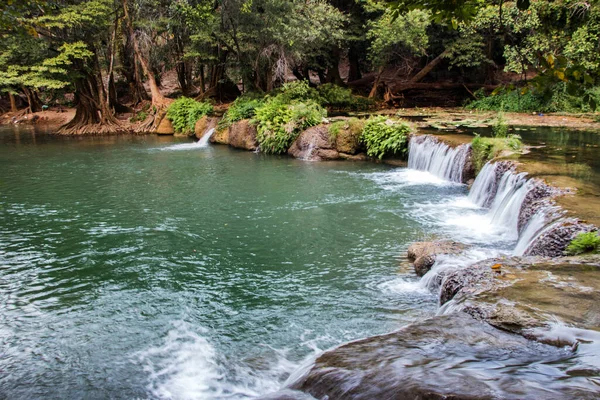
[1,125,598,399]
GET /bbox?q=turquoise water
[0,127,470,399]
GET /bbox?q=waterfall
[197,128,215,147]
[468,162,499,207]
[513,207,563,256]
[408,136,471,183]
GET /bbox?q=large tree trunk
[325,48,344,86]
[59,58,123,135]
[347,47,362,83]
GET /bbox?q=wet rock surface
[288,125,340,161]
[228,119,259,151]
[334,127,362,155]
[525,219,597,257]
[407,240,466,276]
[194,116,218,139]
[283,312,599,400]
[440,255,600,332]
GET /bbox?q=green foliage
[471,134,523,173]
[492,112,509,138]
[317,84,374,111]
[566,232,600,255]
[360,116,412,159]
[130,111,148,123]
[220,94,265,129]
[275,80,320,103]
[166,97,213,134]
[253,97,326,154]
[367,9,431,67]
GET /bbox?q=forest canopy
[1,0,599,133]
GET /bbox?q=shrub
[466,89,545,113]
[253,98,326,154]
[492,112,509,138]
[275,80,320,103]
[360,116,412,159]
[471,134,523,173]
[566,231,600,255]
[166,97,213,134]
[220,94,265,129]
[129,110,148,123]
[317,84,375,110]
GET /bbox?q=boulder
[288,125,339,161]
[407,240,466,276]
[335,128,361,155]
[210,127,229,145]
[155,117,175,135]
[525,219,597,257]
[281,312,599,400]
[228,119,259,151]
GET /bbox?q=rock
[210,127,229,145]
[440,255,600,332]
[407,240,466,276]
[525,219,597,257]
[155,117,175,135]
[288,125,340,161]
[461,146,476,182]
[335,127,361,154]
[517,180,556,233]
[285,312,599,400]
[228,119,259,151]
[338,152,368,161]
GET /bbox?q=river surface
[0,126,460,399]
[0,125,597,399]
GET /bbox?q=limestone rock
[155,117,175,135]
[335,128,361,154]
[210,127,229,145]
[228,119,259,151]
[288,125,340,161]
[407,240,466,276]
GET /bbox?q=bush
[466,89,545,112]
[360,116,412,159]
[317,84,375,110]
[220,94,265,129]
[492,112,509,138]
[471,134,523,173]
[253,98,326,154]
[566,231,600,255]
[166,97,213,134]
[275,80,320,103]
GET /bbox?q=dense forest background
[1,0,600,134]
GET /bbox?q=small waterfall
[197,128,215,147]
[408,136,471,183]
[514,207,563,256]
[468,162,499,207]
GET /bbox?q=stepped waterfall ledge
[408,135,473,183]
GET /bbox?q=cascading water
[407,137,572,292]
[408,136,471,183]
[197,127,215,147]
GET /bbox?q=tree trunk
[325,48,344,86]
[122,0,167,108]
[9,92,17,113]
[369,67,384,98]
[59,59,123,135]
[409,50,450,83]
[347,47,362,83]
[22,87,42,113]
[199,65,205,94]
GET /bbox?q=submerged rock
[407,240,466,276]
[284,312,599,400]
[288,125,340,161]
[228,119,259,151]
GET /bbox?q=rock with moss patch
[210,127,229,145]
[155,117,175,135]
[228,119,259,151]
[288,125,340,161]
